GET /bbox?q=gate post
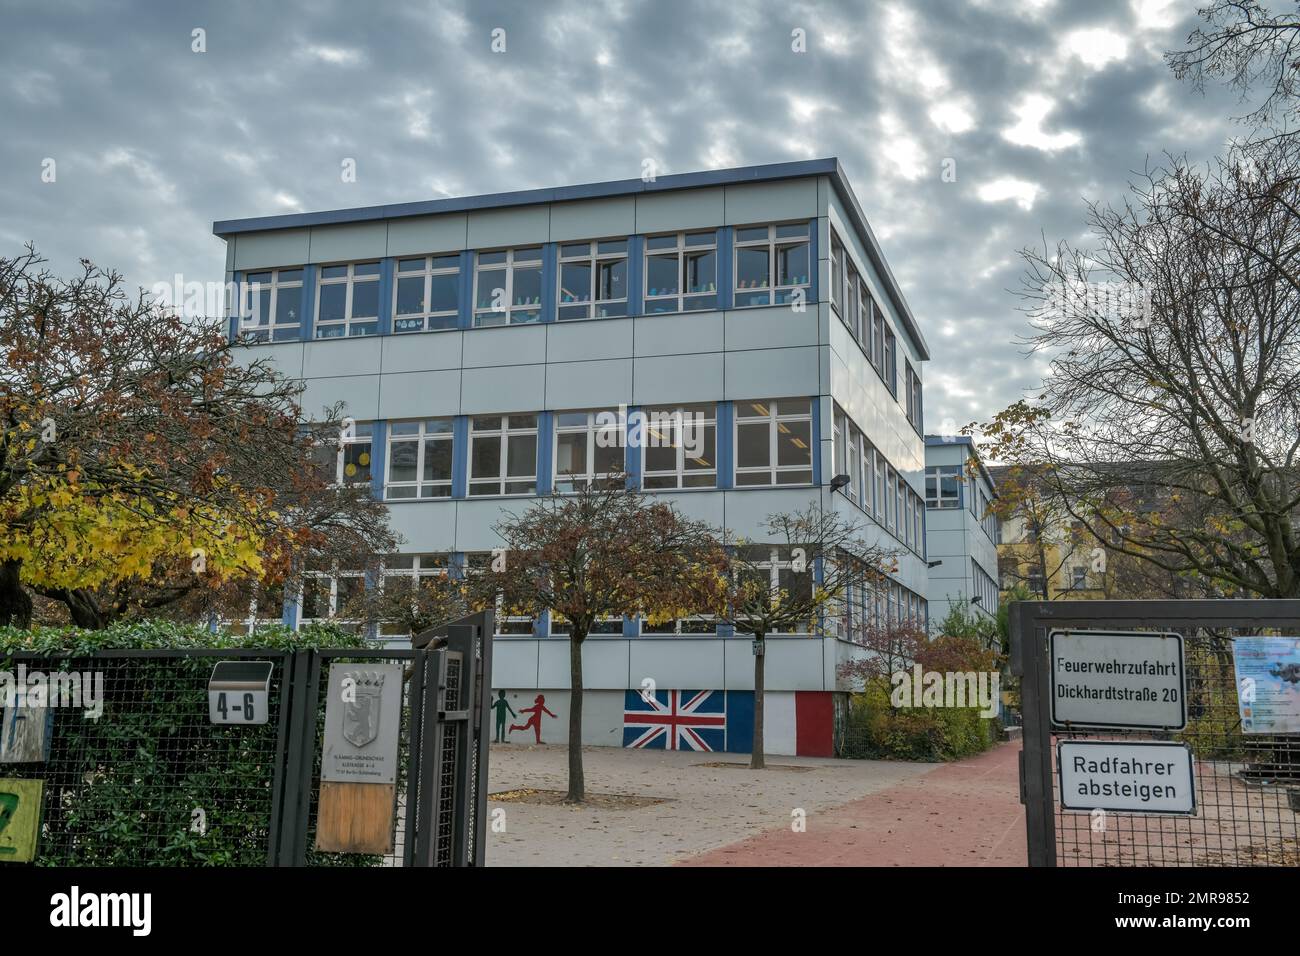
[1013,602,1057,867]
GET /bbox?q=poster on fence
[1231,636,1300,734]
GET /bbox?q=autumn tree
[484,476,724,803]
[705,506,896,769]
[0,246,394,628]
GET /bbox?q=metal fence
[0,612,493,867]
[1014,600,1300,867]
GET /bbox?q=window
[300,567,365,631]
[644,231,717,313]
[474,247,543,326]
[847,425,860,506]
[386,419,454,499]
[394,255,460,332]
[909,364,923,432]
[914,491,925,555]
[378,553,449,635]
[641,616,716,635]
[315,423,373,487]
[885,466,896,531]
[925,465,961,509]
[856,281,873,349]
[1072,566,1088,590]
[733,223,811,307]
[735,399,813,486]
[830,232,844,315]
[905,363,917,427]
[240,268,303,343]
[641,404,716,489]
[884,325,897,394]
[904,490,914,549]
[896,472,907,542]
[316,262,380,337]
[875,453,886,522]
[551,614,625,636]
[554,409,624,491]
[466,552,534,634]
[872,301,886,372]
[469,414,537,495]
[862,440,876,516]
[843,258,859,330]
[558,240,628,320]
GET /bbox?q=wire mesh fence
[0,650,288,867]
[0,617,492,867]
[1016,601,1300,868]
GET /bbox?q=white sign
[1058,740,1196,815]
[1050,630,1186,730]
[209,687,268,724]
[207,661,273,726]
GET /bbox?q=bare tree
[1168,1,1300,128]
[980,143,1300,598]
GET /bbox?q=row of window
[970,559,998,612]
[829,231,898,392]
[835,578,929,642]
[323,399,815,498]
[832,405,926,559]
[237,221,813,342]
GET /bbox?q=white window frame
[557,239,629,320]
[640,404,717,490]
[553,408,624,491]
[240,268,303,343]
[315,261,380,338]
[643,231,718,314]
[468,414,538,496]
[392,254,460,333]
[385,418,454,499]
[926,465,962,509]
[465,552,534,634]
[734,398,813,487]
[321,423,373,488]
[473,247,543,326]
[732,222,812,308]
[299,568,366,629]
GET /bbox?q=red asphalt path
[679,740,1027,866]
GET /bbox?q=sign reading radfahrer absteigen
[1050,630,1186,731]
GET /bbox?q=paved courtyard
[485,740,1026,866]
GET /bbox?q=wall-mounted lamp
[927,560,943,569]
[829,473,851,493]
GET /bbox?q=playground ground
[484,740,1026,866]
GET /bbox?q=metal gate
[0,611,493,867]
[1014,599,1300,867]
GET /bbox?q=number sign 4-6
[207,661,274,726]
[211,690,264,724]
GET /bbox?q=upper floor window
[735,398,812,486]
[644,231,717,313]
[884,325,898,394]
[905,362,923,431]
[733,223,811,307]
[926,465,961,509]
[558,240,628,320]
[641,404,716,490]
[394,255,460,333]
[314,422,372,487]
[474,247,543,327]
[830,232,844,315]
[554,409,624,492]
[386,418,454,499]
[316,262,380,338]
[856,282,873,350]
[469,414,537,495]
[240,268,302,343]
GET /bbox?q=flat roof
[212,158,929,359]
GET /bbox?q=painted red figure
[509,694,556,744]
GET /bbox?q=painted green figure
[0,792,18,856]
[491,690,517,743]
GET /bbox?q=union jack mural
[622,689,728,751]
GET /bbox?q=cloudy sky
[0,0,1246,432]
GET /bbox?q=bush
[839,628,1002,762]
[0,620,375,867]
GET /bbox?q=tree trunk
[38,587,107,629]
[565,628,586,803]
[750,631,766,770]
[0,559,32,629]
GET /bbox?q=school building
[213,158,933,756]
